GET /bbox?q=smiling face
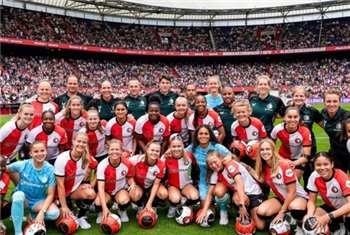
[67,76,79,95]
[345,122,350,139]
[208,78,220,94]
[256,78,270,96]
[146,143,161,163]
[19,106,35,125]
[101,81,112,98]
[233,105,249,123]
[87,112,100,130]
[73,134,89,153]
[222,87,234,105]
[148,104,160,122]
[38,81,52,101]
[284,109,300,130]
[128,80,140,97]
[259,142,273,163]
[175,98,188,116]
[42,112,55,131]
[195,96,207,113]
[314,156,334,179]
[108,142,123,162]
[197,127,210,146]
[114,103,128,119]
[292,89,307,108]
[69,99,82,117]
[30,142,47,163]
[324,94,340,116]
[170,139,184,158]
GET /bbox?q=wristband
[328,212,335,220]
[301,154,311,160]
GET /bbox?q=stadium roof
[9,0,350,21]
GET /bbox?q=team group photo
[1,0,350,235]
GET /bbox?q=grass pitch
[0,104,348,234]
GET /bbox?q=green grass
[1,104,349,234]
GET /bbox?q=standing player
[30,80,59,129]
[94,140,141,223]
[135,95,170,154]
[130,141,168,218]
[145,75,179,116]
[55,95,87,150]
[205,75,223,109]
[6,141,60,235]
[161,135,199,218]
[79,109,108,163]
[53,74,92,111]
[26,110,68,165]
[304,152,350,234]
[214,86,236,149]
[124,78,148,120]
[188,95,226,143]
[166,97,193,146]
[249,75,285,137]
[321,89,350,173]
[55,132,98,229]
[85,80,121,121]
[271,107,312,181]
[106,100,136,156]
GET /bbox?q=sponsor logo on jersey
[127,128,132,133]
[159,128,164,133]
[252,131,258,136]
[169,98,174,105]
[295,138,301,143]
[208,122,214,127]
[285,169,293,177]
[336,122,342,130]
[153,171,158,176]
[121,170,126,176]
[276,173,282,179]
[53,138,59,143]
[303,115,310,121]
[266,103,273,110]
[140,100,145,106]
[24,134,28,140]
[80,122,85,127]
[228,165,235,173]
[331,186,339,193]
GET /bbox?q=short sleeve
[9,160,25,173]
[210,171,218,185]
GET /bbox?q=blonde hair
[231,99,252,117]
[175,97,190,124]
[73,132,90,169]
[207,75,222,94]
[86,109,104,134]
[256,75,271,87]
[143,141,161,165]
[205,149,224,183]
[292,86,308,97]
[11,102,34,121]
[64,95,84,120]
[169,135,189,165]
[255,139,282,179]
[106,139,123,151]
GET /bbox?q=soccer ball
[269,220,291,235]
[195,209,215,228]
[235,218,256,235]
[55,216,79,234]
[24,221,46,235]
[100,213,122,234]
[230,140,247,158]
[137,209,157,229]
[245,140,260,159]
[175,206,194,226]
[303,216,330,235]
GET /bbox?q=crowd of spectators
[1,7,350,52]
[1,55,349,103]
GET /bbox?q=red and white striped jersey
[307,169,350,209]
[79,121,107,158]
[135,114,170,144]
[166,111,192,143]
[27,124,68,160]
[54,150,98,195]
[0,173,10,195]
[97,157,134,195]
[105,118,136,152]
[265,161,308,201]
[30,99,59,130]
[188,110,223,131]
[55,112,87,149]
[131,157,166,189]
[0,121,30,161]
[271,123,312,160]
[230,117,267,144]
[210,160,262,195]
[161,155,194,189]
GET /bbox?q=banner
[307,97,350,104]
[1,37,350,57]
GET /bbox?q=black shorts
[247,194,267,211]
[96,154,108,163]
[295,162,307,171]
